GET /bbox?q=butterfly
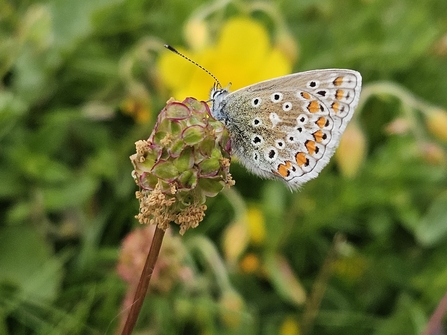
[209,69,362,189]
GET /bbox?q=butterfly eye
[211,88,222,99]
[251,97,262,107]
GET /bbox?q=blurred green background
[2,0,447,334]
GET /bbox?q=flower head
[158,17,292,101]
[130,97,233,234]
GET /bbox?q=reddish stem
[121,227,166,335]
[421,290,447,335]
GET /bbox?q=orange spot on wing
[336,89,344,100]
[277,161,293,178]
[331,102,340,113]
[316,117,326,128]
[301,92,311,100]
[307,100,320,113]
[277,165,289,177]
[295,152,308,166]
[305,140,316,155]
[313,130,324,142]
[333,76,344,86]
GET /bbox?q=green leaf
[0,226,63,304]
[0,91,27,141]
[415,191,447,246]
[372,294,425,335]
[264,254,306,306]
[42,174,98,210]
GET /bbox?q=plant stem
[421,290,447,335]
[121,227,166,335]
[301,233,345,335]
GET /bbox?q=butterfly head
[210,83,231,122]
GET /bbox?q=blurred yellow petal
[332,256,368,283]
[260,47,292,81]
[264,254,306,306]
[120,97,152,123]
[335,122,366,178]
[219,289,245,329]
[157,16,293,101]
[425,108,447,142]
[135,106,151,123]
[158,48,193,91]
[275,28,300,64]
[239,253,260,274]
[158,47,216,101]
[184,18,210,51]
[280,316,301,335]
[246,206,266,245]
[222,219,250,265]
[217,17,269,66]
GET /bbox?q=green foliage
[1,0,447,334]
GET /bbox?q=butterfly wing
[221,69,362,189]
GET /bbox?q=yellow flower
[219,289,246,329]
[246,206,266,246]
[222,219,250,265]
[425,108,447,142]
[280,316,301,335]
[239,253,260,274]
[184,17,210,51]
[120,97,151,123]
[332,256,368,282]
[221,205,265,265]
[335,121,366,178]
[158,17,293,101]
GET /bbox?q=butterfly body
[210,69,362,190]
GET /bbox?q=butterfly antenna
[164,44,222,89]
